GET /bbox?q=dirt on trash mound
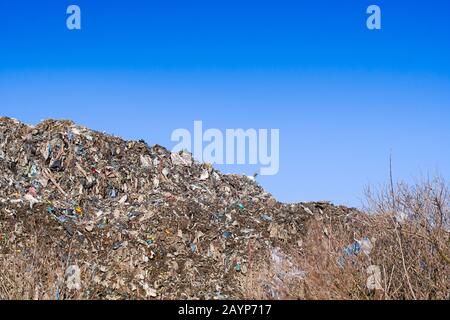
[0,117,359,300]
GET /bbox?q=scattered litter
[358,237,374,256]
[337,237,374,268]
[65,265,81,291]
[223,231,233,239]
[200,170,209,181]
[0,117,362,300]
[366,265,382,290]
[171,151,193,167]
[24,194,39,209]
[395,211,408,224]
[118,195,128,204]
[141,283,158,298]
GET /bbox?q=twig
[389,152,396,211]
[389,154,417,300]
[42,169,67,197]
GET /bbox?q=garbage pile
[0,117,359,300]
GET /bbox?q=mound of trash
[0,117,359,300]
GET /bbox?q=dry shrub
[239,242,307,300]
[0,208,96,300]
[361,176,449,300]
[0,237,64,300]
[241,176,449,300]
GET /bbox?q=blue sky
[1,1,449,207]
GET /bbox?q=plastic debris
[343,242,361,257]
[200,170,209,181]
[65,265,81,291]
[223,231,233,239]
[30,163,39,177]
[28,187,38,198]
[395,211,408,224]
[358,237,374,256]
[171,151,193,167]
[261,214,273,222]
[146,236,156,245]
[337,238,374,268]
[366,265,382,290]
[24,193,39,209]
[141,283,158,298]
[50,159,63,172]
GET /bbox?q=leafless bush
[242,176,449,300]
[362,176,449,299]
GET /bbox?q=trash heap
[0,117,358,300]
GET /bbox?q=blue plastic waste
[223,231,232,239]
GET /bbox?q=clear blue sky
[1,0,449,207]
